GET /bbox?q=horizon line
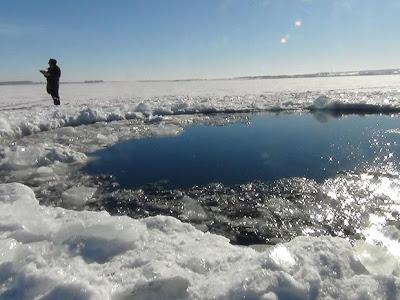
[1,67,399,85]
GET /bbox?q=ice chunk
[0,117,11,134]
[35,166,53,176]
[269,244,296,268]
[61,186,97,208]
[76,108,105,125]
[179,196,208,222]
[135,102,150,114]
[149,124,182,137]
[0,182,36,205]
[45,145,87,164]
[117,277,190,300]
[41,284,98,300]
[308,94,400,113]
[0,144,86,171]
[1,145,46,170]
[261,292,278,300]
[309,95,332,110]
[64,235,133,264]
[354,241,398,275]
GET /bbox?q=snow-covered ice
[1,182,399,299]
[1,76,400,140]
[1,76,400,298]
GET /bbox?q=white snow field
[1,76,400,299]
[1,75,400,139]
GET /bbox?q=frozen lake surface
[1,76,400,298]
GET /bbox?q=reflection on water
[85,113,400,189]
[84,112,400,245]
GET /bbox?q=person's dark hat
[48,58,57,65]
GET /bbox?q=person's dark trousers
[47,83,60,105]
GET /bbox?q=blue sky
[0,0,399,81]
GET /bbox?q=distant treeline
[235,68,400,80]
[84,80,104,83]
[2,68,400,85]
[0,81,38,86]
[0,80,105,86]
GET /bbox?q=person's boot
[53,97,60,105]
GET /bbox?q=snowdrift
[1,183,399,299]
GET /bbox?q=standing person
[40,58,61,105]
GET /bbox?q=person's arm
[39,70,50,78]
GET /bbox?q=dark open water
[84,113,400,244]
[86,113,400,189]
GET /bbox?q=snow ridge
[1,92,400,140]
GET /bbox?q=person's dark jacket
[47,65,61,84]
[46,65,61,95]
